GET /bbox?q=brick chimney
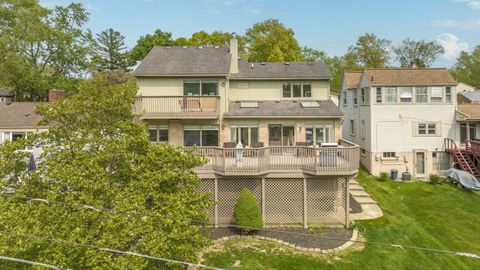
[229,37,239,74]
[48,89,64,104]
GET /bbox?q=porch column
[303,177,308,229]
[168,120,183,145]
[259,119,269,146]
[214,178,218,228]
[261,177,266,227]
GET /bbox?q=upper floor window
[430,87,443,103]
[415,87,428,103]
[385,87,397,103]
[417,122,439,136]
[376,87,382,103]
[282,83,312,98]
[350,119,355,136]
[184,80,218,96]
[400,87,413,103]
[342,91,347,106]
[446,87,452,103]
[360,88,369,104]
[353,90,358,106]
[0,97,6,102]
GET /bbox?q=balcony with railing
[192,139,359,176]
[134,96,220,119]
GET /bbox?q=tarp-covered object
[446,168,480,191]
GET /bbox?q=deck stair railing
[445,138,480,179]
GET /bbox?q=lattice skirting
[198,176,351,227]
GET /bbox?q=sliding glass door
[268,124,295,146]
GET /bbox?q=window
[292,83,302,97]
[385,87,397,103]
[305,125,333,146]
[383,152,396,158]
[148,127,168,143]
[353,90,358,106]
[400,87,413,103]
[303,84,312,97]
[361,120,365,140]
[361,148,366,156]
[183,80,218,96]
[230,126,259,147]
[0,97,6,102]
[282,83,312,98]
[343,91,347,106]
[11,132,26,141]
[430,87,443,102]
[376,87,382,103]
[446,87,452,103]
[184,126,218,146]
[350,119,355,136]
[0,132,3,143]
[417,123,437,136]
[282,83,291,97]
[361,88,365,104]
[415,87,428,103]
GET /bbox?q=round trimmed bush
[234,188,263,233]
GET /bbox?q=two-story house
[341,68,457,178]
[132,38,359,227]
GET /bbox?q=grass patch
[203,168,480,269]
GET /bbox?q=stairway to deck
[445,138,480,179]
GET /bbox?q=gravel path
[201,226,353,249]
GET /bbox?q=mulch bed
[201,226,353,250]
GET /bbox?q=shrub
[309,224,326,235]
[378,172,390,182]
[429,174,444,185]
[234,188,263,233]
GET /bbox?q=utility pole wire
[0,230,227,270]
[0,255,72,270]
[1,193,479,260]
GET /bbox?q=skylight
[240,102,258,108]
[300,101,320,108]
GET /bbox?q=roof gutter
[223,115,343,119]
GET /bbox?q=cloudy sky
[40,0,480,67]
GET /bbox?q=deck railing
[134,96,220,118]
[467,140,480,156]
[192,141,359,176]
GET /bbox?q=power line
[0,230,226,270]
[1,193,479,260]
[0,255,71,270]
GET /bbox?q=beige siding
[229,80,330,101]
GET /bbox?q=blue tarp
[446,168,480,191]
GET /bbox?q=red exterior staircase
[445,138,480,179]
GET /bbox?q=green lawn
[203,169,480,269]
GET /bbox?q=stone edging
[211,229,358,254]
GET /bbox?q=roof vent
[285,62,290,65]
[240,101,258,108]
[182,46,187,48]
[251,63,254,69]
[301,101,320,108]
[199,46,203,49]
[214,46,219,48]
[260,62,266,65]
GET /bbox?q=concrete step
[350,190,370,197]
[349,183,363,190]
[354,196,378,204]
[350,179,359,184]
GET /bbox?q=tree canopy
[0,0,93,100]
[129,29,176,63]
[93,28,130,71]
[452,44,480,89]
[244,19,303,62]
[0,74,212,269]
[346,33,391,68]
[393,39,444,68]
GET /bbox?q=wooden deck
[134,96,220,119]
[193,140,359,176]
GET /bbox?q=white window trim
[282,82,313,98]
[305,125,334,145]
[353,90,358,106]
[350,119,355,136]
[183,80,219,96]
[414,122,441,137]
[382,152,397,160]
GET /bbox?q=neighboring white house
[456,82,477,93]
[340,68,458,178]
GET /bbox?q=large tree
[393,39,444,68]
[244,19,302,62]
[93,28,130,71]
[0,0,93,100]
[129,29,176,63]
[0,74,211,269]
[346,33,391,68]
[452,45,480,89]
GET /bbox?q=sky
[39,0,480,67]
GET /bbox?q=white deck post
[303,177,308,228]
[261,177,266,227]
[345,177,350,228]
[214,178,218,228]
